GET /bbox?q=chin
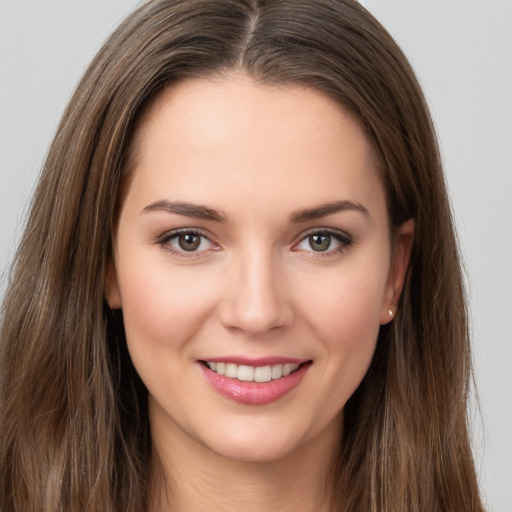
[205,432,306,463]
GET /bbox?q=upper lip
[199,356,311,366]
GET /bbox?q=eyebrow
[141,199,368,224]
[290,200,369,223]
[141,200,226,222]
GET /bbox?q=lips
[199,358,312,405]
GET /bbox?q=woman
[0,1,485,511]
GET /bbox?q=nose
[218,249,294,336]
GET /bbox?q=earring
[388,309,393,318]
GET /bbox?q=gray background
[1,1,511,510]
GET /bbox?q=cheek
[287,266,387,430]
[116,255,219,358]
[299,266,387,340]
[295,262,388,389]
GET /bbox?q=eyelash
[293,228,352,256]
[155,228,218,258]
[155,228,352,258]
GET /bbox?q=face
[106,74,413,463]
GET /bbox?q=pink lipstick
[199,358,311,405]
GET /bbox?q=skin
[106,74,414,511]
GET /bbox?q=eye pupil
[178,233,201,251]
[309,234,331,252]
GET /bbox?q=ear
[105,259,122,309]
[380,218,415,325]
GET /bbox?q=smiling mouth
[202,361,309,383]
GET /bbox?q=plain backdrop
[1,1,511,510]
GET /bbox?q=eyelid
[292,227,352,254]
[155,228,220,257]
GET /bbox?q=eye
[294,230,351,254]
[173,232,203,251]
[157,229,218,256]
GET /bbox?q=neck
[148,412,341,512]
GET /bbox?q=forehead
[124,74,386,222]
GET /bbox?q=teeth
[271,364,283,379]
[283,363,295,376]
[237,365,254,381]
[254,365,272,383]
[205,361,300,382]
[225,363,237,378]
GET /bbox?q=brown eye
[308,234,331,252]
[294,229,351,255]
[178,233,201,251]
[160,230,217,256]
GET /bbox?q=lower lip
[200,362,311,405]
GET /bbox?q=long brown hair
[0,1,484,510]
